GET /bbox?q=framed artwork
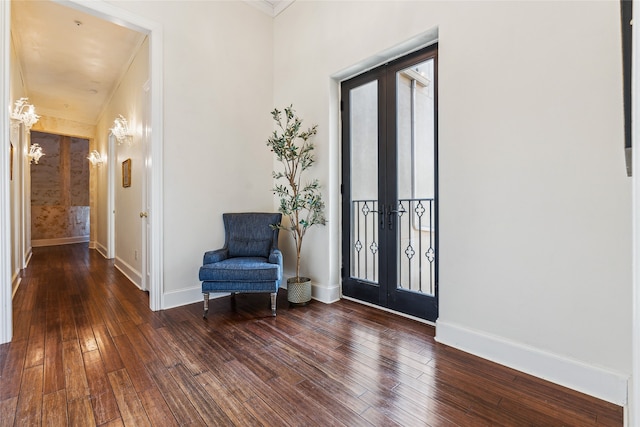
[122,158,131,188]
[10,144,13,181]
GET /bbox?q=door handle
[378,205,385,230]
[387,205,406,230]
[140,212,148,218]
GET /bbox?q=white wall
[104,1,275,304]
[274,0,631,406]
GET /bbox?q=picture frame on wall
[122,158,131,188]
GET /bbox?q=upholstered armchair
[198,213,283,318]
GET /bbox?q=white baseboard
[114,256,142,290]
[94,241,108,259]
[24,247,32,268]
[11,270,21,298]
[312,282,341,304]
[163,285,228,310]
[435,319,629,407]
[32,236,89,247]
[281,270,341,304]
[162,279,340,311]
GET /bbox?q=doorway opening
[30,132,91,248]
[1,0,164,344]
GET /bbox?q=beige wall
[108,1,275,299]
[94,36,149,287]
[274,0,630,405]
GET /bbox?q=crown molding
[245,0,294,17]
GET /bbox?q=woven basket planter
[287,277,312,305]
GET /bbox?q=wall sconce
[87,150,104,167]
[10,97,40,131]
[28,143,44,164]
[110,114,133,144]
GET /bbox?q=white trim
[331,27,439,82]
[163,285,207,310]
[282,268,341,304]
[271,0,294,16]
[24,248,31,268]
[244,0,294,17]
[93,241,108,259]
[31,236,89,247]
[114,256,142,289]
[0,0,11,345]
[148,14,164,312]
[631,0,640,422]
[435,320,629,407]
[11,272,20,298]
[107,134,115,259]
[312,282,341,304]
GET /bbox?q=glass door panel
[395,59,436,297]
[350,81,379,285]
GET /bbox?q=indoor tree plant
[267,105,326,304]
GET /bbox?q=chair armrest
[269,248,283,266]
[203,248,229,264]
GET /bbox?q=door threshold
[341,295,436,327]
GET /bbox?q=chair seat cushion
[201,281,278,293]
[199,257,281,282]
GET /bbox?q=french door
[341,45,438,321]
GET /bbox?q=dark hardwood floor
[0,244,623,426]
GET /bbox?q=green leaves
[267,105,326,278]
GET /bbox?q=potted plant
[267,105,326,304]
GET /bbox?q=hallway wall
[94,36,149,288]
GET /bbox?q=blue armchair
[199,212,283,318]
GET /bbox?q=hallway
[0,244,624,425]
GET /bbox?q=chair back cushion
[224,213,281,258]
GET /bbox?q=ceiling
[10,0,293,127]
[11,0,146,125]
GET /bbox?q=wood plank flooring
[0,243,623,426]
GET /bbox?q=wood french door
[341,45,438,322]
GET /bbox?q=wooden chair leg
[203,292,209,318]
[270,292,277,316]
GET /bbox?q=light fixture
[28,143,44,164]
[10,97,40,131]
[87,150,104,167]
[110,114,133,144]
